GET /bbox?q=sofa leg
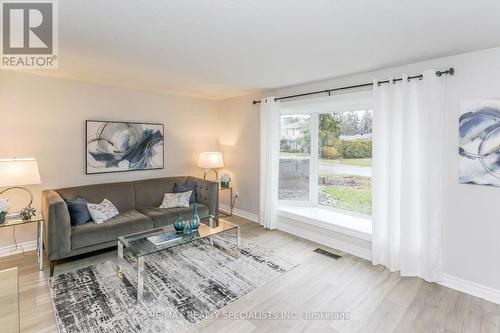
[50,260,55,277]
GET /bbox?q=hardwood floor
[0,216,499,333]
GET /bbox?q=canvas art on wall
[86,120,164,174]
[459,100,500,186]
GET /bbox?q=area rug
[49,238,297,333]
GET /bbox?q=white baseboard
[0,240,37,257]
[219,204,259,223]
[277,219,372,261]
[441,274,500,305]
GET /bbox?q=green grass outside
[322,186,372,215]
[319,174,372,215]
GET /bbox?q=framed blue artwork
[86,120,164,174]
[459,100,500,186]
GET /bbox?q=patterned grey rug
[49,238,296,333]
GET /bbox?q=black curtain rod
[252,67,454,104]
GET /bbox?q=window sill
[278,205,372,241]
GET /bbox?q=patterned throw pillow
[87,199,119,224]
[159,191,192,209]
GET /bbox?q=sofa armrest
[41,190,72,261]
[187,177,219,220]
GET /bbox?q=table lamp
[197,152,224,181]
[0,158,41,219]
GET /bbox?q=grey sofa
[41,176,218,276]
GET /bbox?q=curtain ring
[377,81,381,86]
[418,74,423,80]
[392,78,397,84]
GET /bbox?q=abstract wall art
[459,100,500,186]
[86,120,164,174]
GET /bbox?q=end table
[219,186,234,217]
[0,216,44,271]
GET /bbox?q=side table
[219,186,234,217]
[0,216,44,271]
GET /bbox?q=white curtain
[372,70,446,282]
[259,97,280,229]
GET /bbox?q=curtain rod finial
[436,67,455,77]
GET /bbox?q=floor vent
[314,248,342,260]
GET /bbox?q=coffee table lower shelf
[116,217,240,301]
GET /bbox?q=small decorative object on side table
[220,173,231,188]
[0,198,9,224]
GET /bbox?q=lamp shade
[0,158,41,187]
[197,152,224,169]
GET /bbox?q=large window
[279,105,373,217]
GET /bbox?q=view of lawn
[319,175,372,215]
[280,152,372,167]
[320,158,372,167]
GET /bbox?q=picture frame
[85,120,165,175]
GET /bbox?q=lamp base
[0,186,36,220]
[203,169,219,182]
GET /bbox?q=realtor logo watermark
[1,0,58,68]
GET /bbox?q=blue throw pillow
[64,197,92,226]
[173,182,197,204]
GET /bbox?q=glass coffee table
[117,216,240,300]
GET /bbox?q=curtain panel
[259,97,280,229]
[372,70,446,282]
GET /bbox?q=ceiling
[28,0,500,99]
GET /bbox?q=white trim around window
[278,89,374,235]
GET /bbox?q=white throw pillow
[159,191,192,209]
[87,199,119,224]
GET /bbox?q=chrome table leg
[117,242,124,279]
[38,220,44,271]
[137,256,144,300]
[235,225,241,259]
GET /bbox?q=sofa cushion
[138,203,209,228]
[71,210,153,249]
[63,197,92,226]
[87,199,119,224]
[133,177,187,208]
[57,182,136,213]
[173,181,197,203]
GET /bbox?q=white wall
[218,46,500,295]
[0,71,219,248]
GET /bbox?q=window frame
[278,91,374,220]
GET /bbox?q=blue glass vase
[174,213,185,233]
[190,203,201,231]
